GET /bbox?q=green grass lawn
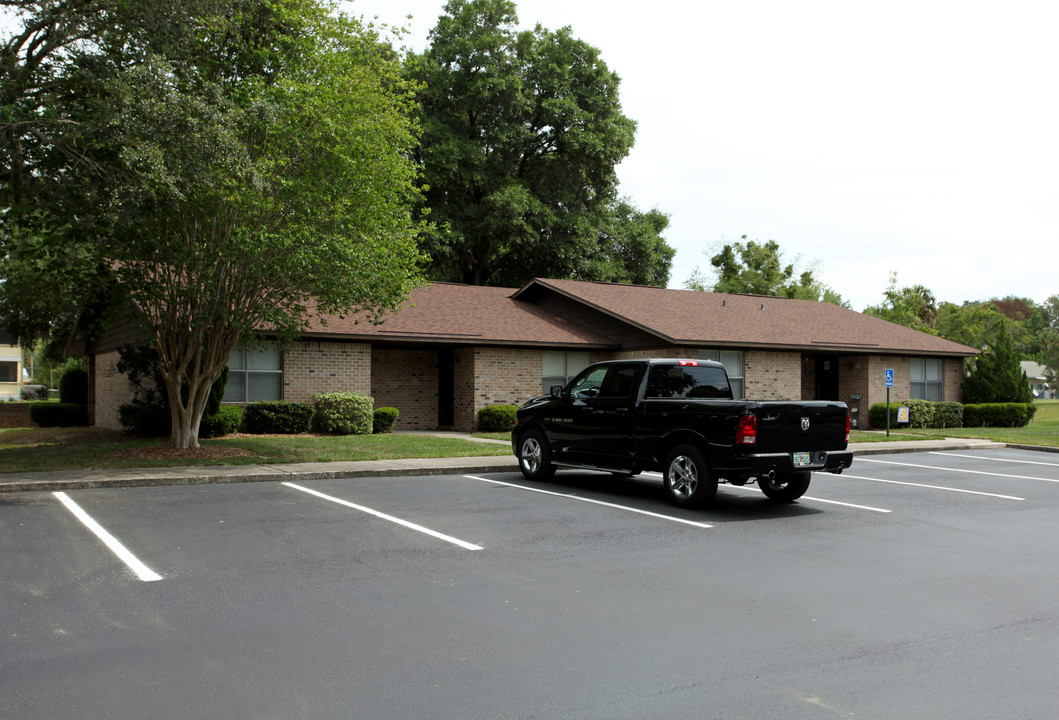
[0,427,509,475]
[895,399,1059,447]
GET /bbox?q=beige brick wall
[284,341,371,401]
[93,349,139,430]
[371,348,438,431]
[744,350,802,400]
[458,346,543,432]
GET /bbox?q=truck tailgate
[752,402,849,453]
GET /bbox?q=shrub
[963,403,1036,427]
[58,368,89,406]
[244,401,313,434]
[903,399,964,429]
[477,404,517,432]
[118,403,170,436]
[373,407,399,434]
[868,402,907,429]
[30,402,88,427]
[313,392,373,435]
[199,405,243,438]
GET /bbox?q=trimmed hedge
[30,402,88,428]
[118,403,170,436]
[869,400,963,429]
[477,404,517,432]
[963,403,1037,428]
[244,401,313,434]
[373,407,399,434]
[199,405,243,439]
[868,403,906,429]
[313,391,374,435]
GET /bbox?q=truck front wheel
[518,430,556,481]
[759,471,811,502]
[663,445,717,508]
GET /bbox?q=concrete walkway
[0,434,1011,494]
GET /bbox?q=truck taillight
[735,414,757,445]
[845,413,851,443]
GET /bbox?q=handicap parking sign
[885,368,894,387]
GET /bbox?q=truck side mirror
[550,385,564,398]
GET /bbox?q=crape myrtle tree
[0,0,424,447]
[407,0,673,287]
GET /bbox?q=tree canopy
[684,236,848,306]
[0,0,424,447]
[864,272,938,334]
[962,322,1033,404]
[407,0,671,287]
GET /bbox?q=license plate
[793,452,812,467]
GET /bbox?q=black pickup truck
[512,358,853,507]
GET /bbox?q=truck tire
[759,471,811,502]
[663,445,717,508]
[518,430,556,481]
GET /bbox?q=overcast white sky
[345,0,1059,311]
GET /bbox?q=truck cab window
[647,365,732,400]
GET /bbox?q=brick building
[82,278,978,432]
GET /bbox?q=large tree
[685,236,848,306]
[408,0,668,287]
[963,322,1033,404]
[0,0,424,447]
[863,272,938,332]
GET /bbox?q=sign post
[884,369,894,436]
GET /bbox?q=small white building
[0,328,27,401]
[1021,360,1054,399]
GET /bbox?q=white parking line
[722,484,893,513]
[639,472,893,513]
[54,492,162,582]
[464,476,713,528]
[282,482,483,551]
[838,473,1024,501]
[931,452,1059,468]
[859,458,1059,483]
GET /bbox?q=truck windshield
[646,365,732,400]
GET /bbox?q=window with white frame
[910,358,943,401]
[542,350,592,394]
[698,349,744,399]
[225,344,283,403]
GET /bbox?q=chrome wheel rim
[668,455,698,499]
[521,437,542,474]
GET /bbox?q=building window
[0,361,16,383]
[698,349,744,399]
[542,350,592,394]
[910,358,943,401]
[225,344,283,403]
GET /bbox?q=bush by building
[477,404,517,432]
[373,407,399,434]
[30,402,88,427]
[243,401,314,434]
[312,391,373,435]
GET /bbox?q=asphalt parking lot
[3,447,1059,719]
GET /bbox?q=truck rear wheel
[518,430,556,481]
[663,445,717,508]
[759,471,811,502]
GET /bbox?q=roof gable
[514,278,979,357]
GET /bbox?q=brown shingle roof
[308,278,977,357]
[515,278,979,357]
[306,282,616,348]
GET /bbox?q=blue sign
[885,368,894,388]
